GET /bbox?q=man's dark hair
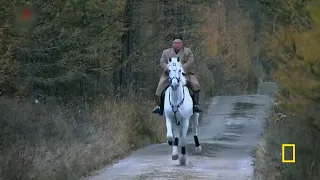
[172,35,183,41]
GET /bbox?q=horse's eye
[179,69,181,72]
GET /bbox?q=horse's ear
[169,57,172,62]
[177,57,180,62]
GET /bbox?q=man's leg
[152,75,168,115]
[193,90,202,113]
[152,95,163,115]
[189,75,202,113]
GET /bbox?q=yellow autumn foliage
[265,0,320,124]
[201,1,258,94]
[256,0,320,179]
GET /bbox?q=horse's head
[168,57,186,91]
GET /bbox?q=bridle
[168,63,185,126]
[168,62,181,90]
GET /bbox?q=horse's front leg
[165,117,173,146]
[192,113,202,153]
[171,123,180,160]
[179,118,190,165]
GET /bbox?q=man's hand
[182,49,194,73]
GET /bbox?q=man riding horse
[152,36,202,115]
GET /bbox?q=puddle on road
[238,157,253,170]
[187,142,232,157]
[234,102,256,110]
[214,133,241,142]
[226,123,245,134]
[230,102,256,117]
[133,169,198,180]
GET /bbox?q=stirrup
[152,106,160,113]
[193,105,202,113]
[152,106,163,115]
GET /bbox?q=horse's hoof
[172,154,179,160]
[179,155,186,165]
[195,146,202,154]
[167,136,173,146]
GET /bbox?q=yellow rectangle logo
[282,144,295,163]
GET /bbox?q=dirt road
[87,94,273,180]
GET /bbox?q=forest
[255,0,320,179]
[0,0,319,179]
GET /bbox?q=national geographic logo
[282,144,296,163]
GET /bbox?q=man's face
[172,39,183,51]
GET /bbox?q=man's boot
[193,91,202,113]
[152,95,164,115]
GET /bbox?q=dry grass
[0,90,211,180]
[0,45,213,180]
[0,94,165,180]
[254,108,320,180]
[254,111,283,180]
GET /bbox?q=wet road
[87,94,273,180]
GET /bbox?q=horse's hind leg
[192,113,202,153]
[171,124,180,160]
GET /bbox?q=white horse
[164,56,202,165]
